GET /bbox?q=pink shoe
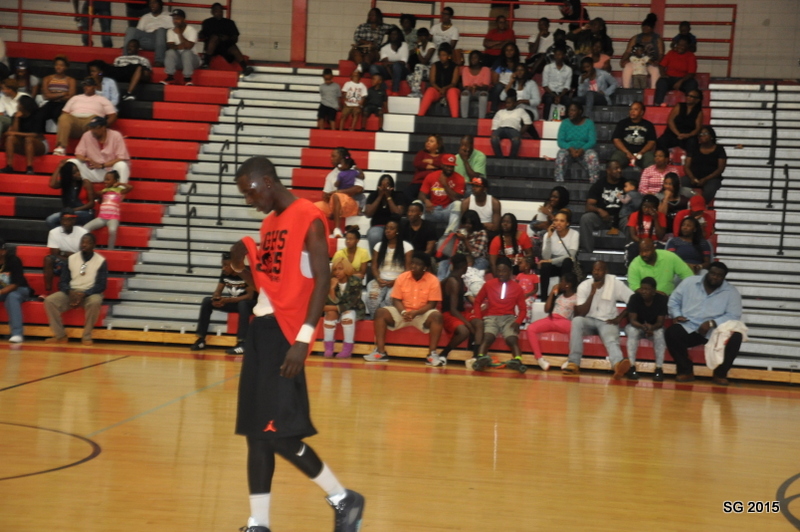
[323,341,335,358]
[336,342,354,358]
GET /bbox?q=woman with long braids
[666,215,711,273]
[366,218,413,316]
[488,212,533,276]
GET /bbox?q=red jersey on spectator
[420,170,466,207]
[489,231,533,258]
[660,50,697,78]
[673,210,715,240]
[412,151,442,184]
[474,278,527,323]
[484,28,516,57]
[627,211,668,240]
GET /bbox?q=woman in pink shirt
[460,50,491,119]
[638,148,679,195]
[83,170,133,249]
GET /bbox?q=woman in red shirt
[489,212,533,275]
[408,133,443,202]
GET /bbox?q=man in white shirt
[541,46,573,120]
[123,0,173,67]
[42,208,89,298]
[0,78,26,135]
[563,261,634,379]
[54,78,117,156]
[431,7,459,51]
[163,9,201,86]
[490,89,531,158]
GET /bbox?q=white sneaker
[331,227,343,238]
[561,360,570,370]
[426,352,446,367]
[53,147,66,156]
[537,357,550,371]
[465,358,476,370]
[9,335,23,343]
[363,349,389,362]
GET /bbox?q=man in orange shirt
[364,251,444,364]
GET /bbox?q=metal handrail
[234,99,245,170]
[766,83,779,209]
[216,139,230,226]
[777,165,789,257]
[185,182,198,273]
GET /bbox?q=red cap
[442,154,456,166]
[689,195,706,212]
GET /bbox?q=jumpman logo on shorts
[263,420,277,432]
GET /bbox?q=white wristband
[295,324,315,344]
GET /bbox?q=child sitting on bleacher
[617,178,642,221]
[362,74,387,131]
[83,170,133,250]
[628,44,651,90]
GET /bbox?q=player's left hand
[281,342,307,378]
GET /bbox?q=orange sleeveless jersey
[242,198,327,342]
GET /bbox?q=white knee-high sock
[312,463,346,500]
[341,311,355,343]
[248,493,271,527]
[323,320,337,342]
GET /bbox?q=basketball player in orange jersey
[229,156,365,532]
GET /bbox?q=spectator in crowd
[44,233,107,346]
[489,43,520,114]
[684,125,726,202]
[638,148,680,195]
[0,79,24,136]
[490,89,531,159]
[45,160,95,228]
[365,251,443,363]
[39,56,77,124]
[124,0,173,68]
[67,116,130,184]
[555,0,590,32]
[568,17,613,58]
[539,208,578,299]
[407,28,436,96]
[0,38,7,80]
[86,60,120,106]
[671,21,697,53]
[322,255,365,359]
[657,172,691,231]
[489,212,533,275]
[628,238,693,295]
[408,134,443,202]
[501,63,541,128]
[431,7,460,57]
[574,56,617,115]
[526,18,553,73]
[372,26,409,94]
[400,201,437,256]
[454,135,487,187]
[438,209,489,280]
[526,271,578,371]
[418,44,460,118]
[364,174,406,251]
[555,102,598,183]
[579,160,625,251]
[563,260,634,378]
[82,170,132,249]
[199,3,254,76]
[611,101,657,169]
[107,39,151,102]
[366,219,413,316]
[541,46,572,120]
[317,68,340,130]
[439,253,484,363]
[473,255,527,363]
[673,194,714,240]
[618,178,642,220]
[666,262,744,385]
[79,0,113,48]
[53,77,117,156]
[348,7,392,70]
[626,194,667,263]
[339,70,368,131]
[399,13,418,55]
[315,148,364,238]
[2,95,46,175]
[419,153,465,233]
[658,89,703,153]
[623,44,653,89]
[666,216,712,273]
[530,185,570,236]
[515,253,539,333]
[11,59,40,98]
[619,13,663,89]
[624,276,668,381]
[0,238,31,344]
[162,10,201,86]
[190,252,255,355]
[590,38,612,72]
[126,0,150,28]
[42,209,88,298]
[483,16,515,67]
[460,176,500,233]
[655,36,698,106]
[461,51,491,119]
[332,228,371,279]
[361,74,387,130]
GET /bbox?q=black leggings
[246,436,324,494]
[539,258,573,300]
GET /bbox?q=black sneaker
[239,526,270,532]
[241,66,254,77]
[653,367,664,382]
[190,338,206,351]
[626,367,639,381]
[122,92,136,101]
[326,489,365,532]
[226,342,245,355]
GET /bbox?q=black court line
[0,355,129,392]
[777,472,800,530]
[0,422,101,481]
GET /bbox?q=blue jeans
[46,209,93,229]
[81,1,112,47]
[124,27,168,64]
[625,324,666,367]
[367,225,385,252]
[1,286,31,337]
[568,316,623,366]
[491,127,521,158]
[573,91,608,116]
[425,202,462,234]
[369,63,409,93]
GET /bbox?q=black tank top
[441,276,466,313]
[674,102,701,134]
[434,61,456,87]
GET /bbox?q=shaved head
[236,156,278,184]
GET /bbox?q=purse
[557,233,583,279]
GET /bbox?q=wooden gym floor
[1,341,800,531]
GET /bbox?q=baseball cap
[15,58,28,70]
[471,176,487,188]
[442,154,456,166]
[689,195,706,212]
[81,77,97,87]
[88,116,108,128]
[171,8,186,17]
[61,207,77,218]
